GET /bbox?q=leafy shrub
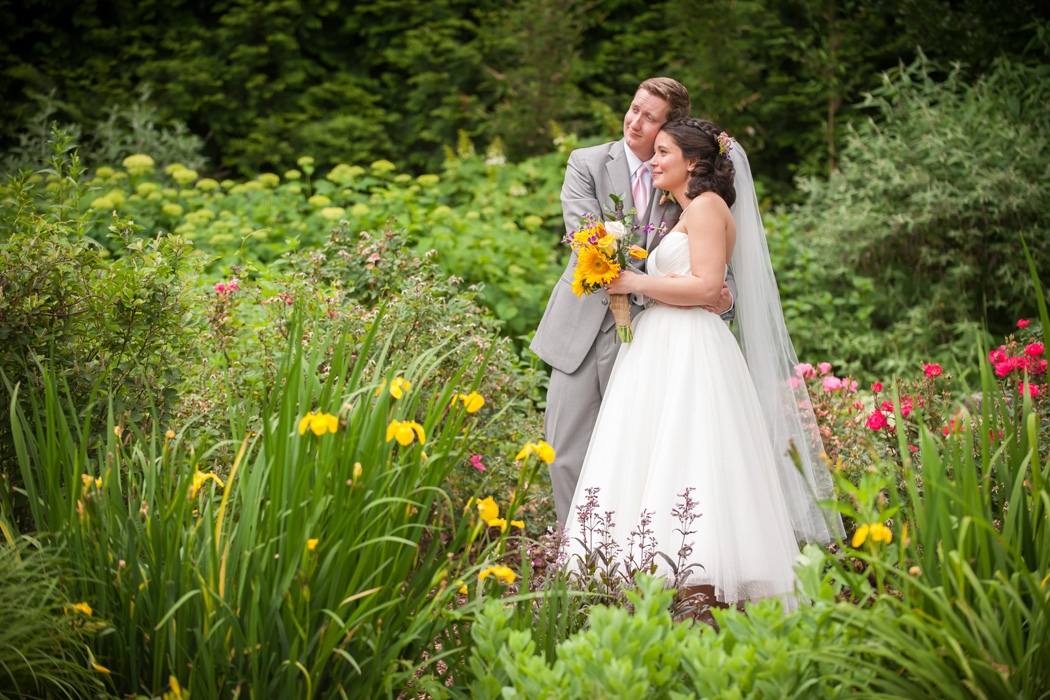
[784,54,1050,378]
[0,133,201,529]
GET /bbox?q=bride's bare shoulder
[682,192,733,225]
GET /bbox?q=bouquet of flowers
[563,194,657,342]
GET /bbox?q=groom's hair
[638,78,691,121]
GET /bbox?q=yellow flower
[451,391,484,413]
[165,675,186,700]
[73,602,93,616]
[851,524,869,548]
[516,441,555,464]
[596,233,617,255]
[852,522,892,547]
[478,565,516,584]
[307,538,319,552]
[576,246,619,288]
[457,580,468,595]
[571,222,605,247]
[908,566,922,576]
[190,470,224,498]
[571,270,588,297]
[488,517,508,531]
[376,376,412,399]
[629,244,648,259]
[92,662,112,674]
[386,419,426,446]
[300,412,338,436]
[165,429,176,440]
[510,520,525,529]
[353,462,363,480]
[476,496,499,522]
[870,523,893,544]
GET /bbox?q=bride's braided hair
[660,118,736,208]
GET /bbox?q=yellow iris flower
[386,419,426,446]
[307,538,319,552]
[477,496,499,522]
[376,376,411,399]
[73,602,93,616]
[478,564,516,584]
[516,440,556,464]
[852,522,893,547]
[190,470,224,498]
[451,391,485,413]
[299,412,338,436]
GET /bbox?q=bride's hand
[605,270,642,295]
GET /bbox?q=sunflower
[576,246,619,288]
[571,269,589,296]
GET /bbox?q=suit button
[601,298,609,306]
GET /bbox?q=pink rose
[1033,359,1048,376]
[1025,343,1044,357]
[1018,319,1030,328]
[881,401,894,412]
[228,281,239,292]
[994,360,1014,377]
[847,379,859,393]
[866,411,888,431]
[214,282,227,293]
[470,454,486,471]
[989,348,1006,364]
[822,376,843,392]
[794,363,816,378]
[871,382,883,393]
[789,376,804,390]
[923,363,943,378]
[818,362,832,375]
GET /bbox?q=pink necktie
[632,161,648,215]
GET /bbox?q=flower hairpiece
[717,132,733,157]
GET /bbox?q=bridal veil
[728,144,845,544]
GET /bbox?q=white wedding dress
[564,230,802,605]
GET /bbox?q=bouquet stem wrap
[609,293,633,343]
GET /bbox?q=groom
[530,77,735,526]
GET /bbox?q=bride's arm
[606,196,731,307]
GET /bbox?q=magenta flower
[923,363,943,378]
[1019,382,1042,397]
[989,347,1007,364]
[1025,343,1044,357]
[214,282,227,293]
[866,411,888,431]
[871,382,883,393]
[1018,319,1030,328]
[470,454,486,471]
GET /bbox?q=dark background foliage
[2,0,1047,192]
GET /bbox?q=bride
[565,118,843,606]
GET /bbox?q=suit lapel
[605,142,632,215]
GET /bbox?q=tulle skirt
[565,304,801,605]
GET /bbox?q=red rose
[1025,343,1044,357]
[866,411,889,431]
[1018,319,1030,328]
[989,348,1006,364]
[1019,382,1042,397]
[923,363,943,378]
[871,382,883,393]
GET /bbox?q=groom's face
[623,88,670,161]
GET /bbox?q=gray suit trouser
[546,323,620,527]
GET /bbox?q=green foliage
[779,54,1050,378]
[0,133,202,529]
[3,0,1046,186]
[446,572,855,699]
[71,133,572,339]
[0,540,104,700]
[3,311,546,698]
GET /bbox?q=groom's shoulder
[569,139,621,166]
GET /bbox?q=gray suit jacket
[530,139,685,374]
